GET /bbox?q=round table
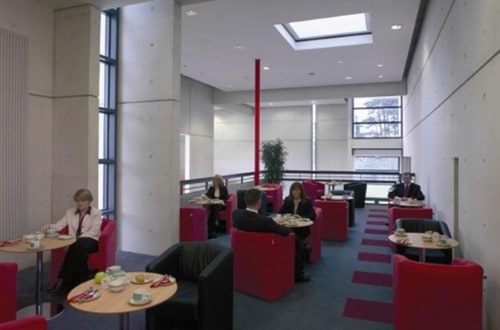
[274,217,314,228]
[67,271,177,330]
[388,233,459,262]
[0,234,75,317]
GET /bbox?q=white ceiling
[38,0,424,97]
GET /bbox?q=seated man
[232,188,310,282]
[388,172,425,200]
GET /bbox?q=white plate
[128,295,152,306]
[435,242,450,247]
[45,232,58,237]
[58,234,74,240]
[131,276,153,284]
[394,232,407,237]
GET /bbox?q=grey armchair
[395,219,453,264]
[145,242,233,330]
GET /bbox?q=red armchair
[51,218,117,285]
[231,228,295,301]
[388,207,433,234]
[393,254,483,330]
[0,263,47,330]
[180,207,207,241]
[313,199,349,241]
[303,180,324,200]
[260,183,283,212]
[305,207,323,263]
[219,193,236,234]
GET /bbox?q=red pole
[254,59,260,185]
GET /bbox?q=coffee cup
[132,288,149,302]
[396,228,405,235]
[45,228,56,236]
[34,231,44,240]
[107,265,122,276]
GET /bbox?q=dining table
[388,198,425,208]
[273,216,314,229]
[0,233,76,317]
[388,232,459,262]
[189,196,225,206]
[67,271,177,330]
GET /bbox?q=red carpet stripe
[367,220,386,225]
[367,214,387,218]
[364,228,388,235]
[362,238,393,248]
[358,252,391,263]
[352,270,392,287]
[343,298,392,324]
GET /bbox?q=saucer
[27,244,43,250]
[45,232,58,237]
[435,241,450,247]
[57,234,73,240]
[128,295,152,306]
[394,231,407,237]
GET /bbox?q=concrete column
[118,0,181,255]
[52,5,100,217]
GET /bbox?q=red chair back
[261,184,283,212]
[313,199,349,241]
[303,180,324,200]
[231,228,295,301]
[180,207,207,241]
[388,207,433,233]
[0,263,17,323]
[393,255,483,330]
[0,316,47,330]
[219,193,236,233]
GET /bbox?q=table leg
[119,312,129,330]
[35,251,44,315]
[419,248,426,262]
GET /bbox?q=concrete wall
[404,0,499,328]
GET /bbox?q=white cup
[132,288,149,302]
[107,265,122,276]
[45,228,56,236]
[396,228,405,235]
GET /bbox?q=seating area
[388,206,433,234]
[302,180,324,200]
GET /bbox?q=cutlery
[67,287,93,302]
[150,275,168,288]
[76,289,99,303]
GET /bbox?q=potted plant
[261,138,288,183]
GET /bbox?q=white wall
[404,0,499,328]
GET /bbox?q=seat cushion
[150,279,199,321]
[179,243,223,281]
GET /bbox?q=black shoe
[48,279,66,295]
[303,243,313,253]
[295,274,311,283]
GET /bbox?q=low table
[388,233,459,262]
[68,271,177,330]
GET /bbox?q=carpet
[358,252,391,264]
[367,214,388,218]
[352,270,392,287]
[343,298,392,324]
[362,238,393,248]
[367,220,387,225]
[364,228,388,235]
[368,209,388,213]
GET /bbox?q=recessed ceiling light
[377,63,383,67]
[378,75,384,78]
[338,60,345,64]
[233,45,244,50]
[391,24,403,30]
[269,103,274,106]
[263,66,270,70]
[345,76,352,80]
[186,10,198,16]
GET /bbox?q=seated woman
[43,188,102,295]
[279,182,316,255]
[205,174,228,238]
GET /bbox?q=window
[274,13,372,51]
[98,9,118,217]
[352,96,402,138]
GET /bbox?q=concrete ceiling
[37,0,425,104]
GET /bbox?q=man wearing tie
[388,172,425,200]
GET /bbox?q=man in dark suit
[388,172,425,200]
[232,188,310,282]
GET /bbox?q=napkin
[0,240,12,247]
[150,276,171,288]
[67,287,94,303]
[0,239,20,247]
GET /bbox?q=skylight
[275,13,372,51]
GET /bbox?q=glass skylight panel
[275,12,372,51]
[287,13,368,40]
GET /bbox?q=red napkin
[0,239,19,247]
[67,288,93,303]
[150,276,170,288]
[0,241,12,247]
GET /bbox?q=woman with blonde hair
[205,174,228,239]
